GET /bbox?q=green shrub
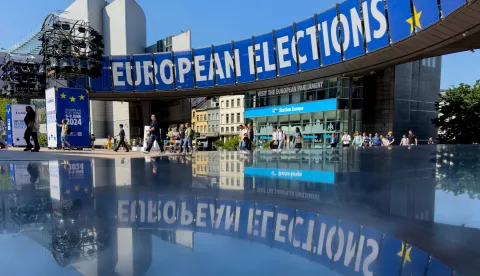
[213,139,224,149]
[262,142,270,150]
[39,134,47,147]
[224,136,240,149]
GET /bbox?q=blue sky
[0,0,478,88]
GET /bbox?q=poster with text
[10,104,35,146]
[46,88,58,148]
[55,88,90,148]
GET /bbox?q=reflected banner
[89,0,466,92]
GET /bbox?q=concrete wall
[125,0,147,55]
[103,0,127,55]
[172,30,191,51]
[61,0,106,35]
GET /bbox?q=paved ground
[0,147,176,161]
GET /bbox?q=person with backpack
[57,119,72,150]
[24,106,40,152]
[114,124,129,152]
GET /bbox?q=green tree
[432,82,480,144]
[0,98,16,121]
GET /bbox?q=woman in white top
[270,127,278,150]
[293,127,302,153]
[0,116,7,149]
[352,131,362,147]
[277,126,286,150]
[238,125,245,150]
[341,131,351,147]
[400,135,409,146]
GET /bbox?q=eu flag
[427,257,452,276]
[411,0,441,29]
[376,235,403,276]
[400,244,429,276]
[386,0,413,42]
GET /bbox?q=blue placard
[158,195,177,228]
[295,16,320,71]
[251,203,275,245]
[214,199,237,236]
[196,197,215,233]
[356,226,383,276]
[400,244,429,276]
[174,50,194,90]
[440,0,466,17]
[318,7,342,66]
[234,39,256,83]
[90,56,112,92]
[244,98,337,118]
[177,196,195,230]
[153,52,174,91]
[339,0,366,60]
[331,219,361,274]
[193,47,215,88]
[272,206,296,252]
[213,43,235,86]
[291,210,317,259]
[387,0,414,42]
[376,235,404,276]
[363,0,389,52]
[132,54,154,91]
[56,88,90,147]
[312,214,338,267]
[5,104,12,146]
[111,55,133,92]
[254,33,277,80]
[412,0,441,30]
[426,257,452,276]
[244,167,335,184]
[275,25,298,76]
[235,200,255,239]
[58,161,93,200]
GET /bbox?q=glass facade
[244,78,363,149]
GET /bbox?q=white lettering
[288,217,304,247]
[320,22,331,57]
[125,62,133,86]
[355,235,365,272]
[363,1,372,43]
[147,200,157,223]
[118,200,129,223]
[234,49,242,77]
[326,227,344,261]
[277,36,291,69]
[331,18,342,54]
[261,210,274,237]
[214,53,225,79]
[158,59,174,85]
[112,62,125,86]
[181,201,193,225]
[344,231,357,266]
[316,223,327,255]
[363,239,379,276]
[274,213,289,243]
[163,201,176,224]
[371,0,387,39]
[133,61,142,86]
[224,51,234,78]
[248,46,255,75]
[350,8,363,47]
[263,42,276,72]
[196,203,208,227]
[143,61,154,86]
[306,26,319,60]
[194,55,207,82]
[339,14,350,52]
[177,57,191,83]
[137,200,145,223]
[254,44,262,74]
[301,219,315,252]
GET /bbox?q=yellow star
[79,94,85,100]
[397,242,412,266]
[60,93,67,99]
[74,185,80,192]
[406,6,422,34]
[84,187,89,193]
[70,96,76,102]
[65,189,71,194]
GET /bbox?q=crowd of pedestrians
[330,129,435,148]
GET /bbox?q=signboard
[46,87,90,148]
[244,167,335,184]
[9,163,39,186]
[244,98,337,118]
[8,104,35,146]
[6,104,12,146]
[49,160,93,200]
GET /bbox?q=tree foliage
[0,98,16,121]
[432,82,480,144]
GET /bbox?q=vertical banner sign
[49,160,60,200]
[440,0,466,17]
[194,47,215,88]
[213,43,235,86]
[153,52,175,91]
[295,16,320,71]
[362,0,389,52]
[6,104,12,146]
[317,7,343,66]
[412,0,440,29]
[275,25,298,76]
[46,87,58,148]
[339,0,366,60]
[58,161,93,200]
[133,54,155,92]
[174,50,195,89]
[10,104,35,147]
[254,33,277,80]
[234,39,256,83]
[56,88,90,147]
[90,56,112,92]
[386,0,414,42]
[111,55,133,92]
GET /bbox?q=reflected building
[219,152,244,190]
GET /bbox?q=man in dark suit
[114,124,129,152]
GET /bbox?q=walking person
[341,131,351,147]
[91,134,96,150]
[184,123,194,154]
[270,126,278,150]
[386,131,395,146]
[56,119,72,150]
[0,116,8,149]
[238,125,245,150]
[277,126,286,151]
[408,130,418,145]
[178,124,186,153]
[144,114,164,154]
[400,134,409,146]
[371,133,382,146]
[362,132,370,147]
[114,124,129,152]
[293,127,303,153]
[353,131,362,147]
[24,106,40,152]
[246,123,254,152]
[330,133,338,148]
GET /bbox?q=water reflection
[0,145,478,275]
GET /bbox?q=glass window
[231,99,234,107]
[231,126,234,132]
[221,101,224,108]
[237,98,240,107]
[280,94,289,105]
[226,114,229,124]
[208,114,211,120]
[226,163,229,172]
[312,112,325,133]
[221,127,224,132]
[226,101,229,108]
[237,113,240,123]
[197,115,199,121]
[231,113,234,123]
[291,92,301,104]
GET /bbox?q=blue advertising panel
[214,199,237,236]
[400,244,429,276]
[317,7,342,66]
[244,167,335,184]
[386,0,414,42]
[234,39,256,83]
[5,104,12,146]
[111,55,133,92]
[291,210,317,258]
[193,47,215,88]
[177,196,196,230]
[440,0,466,17]
[412,0,441,29]
[312,214,338,266]
[295,16,320,71]
[275,25,298,76]
[213,43,235,86]
[363,0,389,52]
[376,235,404,275]
[272,206,296,252]
[331,219,361,274]
[234,200,255,239]
[254,33,277,80]
[251,203,275,245]
[90,56,112,92]
[137,194,159,228]
[355,226,383,276]
[132,54,154,92]
[174,50,195,89]
[55,88,90,147]
[153,52,174,91]
[157,195,177,229]
[339,0,366,60]
[426,257,452,276]
[244,98,337,118]
[196,197,215,233]
[58,161,93,200]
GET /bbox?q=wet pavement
[0,145,479,276]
